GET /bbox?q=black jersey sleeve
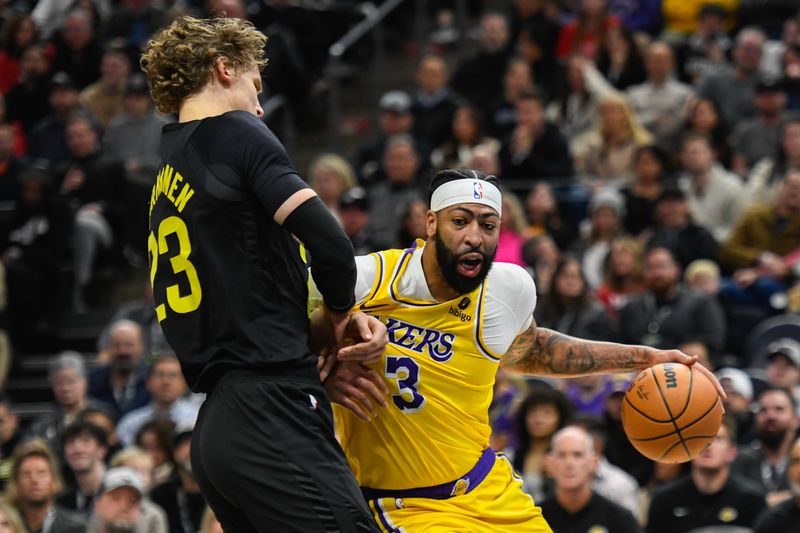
[223,111,309,218]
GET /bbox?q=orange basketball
[621,363,723,463]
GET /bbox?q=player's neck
[691,466,729,495]
[422,241,460,302]
[179,87,237,123]
[556,485,592,514]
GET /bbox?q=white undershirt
[355,246,537,356]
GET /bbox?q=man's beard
[435,230,496,295]
[758,425,789,450]
[106,520,138,533]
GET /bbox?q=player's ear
[426,210,436,239]
[214,56,233,86]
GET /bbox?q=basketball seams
[672,366,694,419]
[651,367,691,460]
[628,396,721,442]
[623,394,673,424]
[657,434,720,462]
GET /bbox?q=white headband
[430,176,502,216]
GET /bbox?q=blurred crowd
[0,0,799,532]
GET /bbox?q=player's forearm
[503,327,652,377]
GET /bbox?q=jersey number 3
[148,216,202,322]
[385,356,426,412]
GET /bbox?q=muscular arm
[501,319,675,377]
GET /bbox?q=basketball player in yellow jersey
[317,169,725,532]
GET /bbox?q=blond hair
[110,447,152,469]
[0,498,24,533]
[309,154,357,193]
[5,439,63,507]
[598,92,653,146]
[502,192,528,235]
[140,16,267,114]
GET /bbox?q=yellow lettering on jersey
[149,164,196,217]
[167,171,182,202]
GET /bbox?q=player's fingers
[339,397,372,422]
[361,366,389,396]
[337,341,385,362]
[354,313,373,341]
[343,384,375,416]
[694,362,727,401]
[354,376,388,408]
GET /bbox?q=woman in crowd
[683,97,732,168]
[621,145,670,237]
[487,58,535,139]
[534,255,618,340]
[307,153,357,220]
[135,419,175,486]
[596,237,645,319]
[0,499,24,533]
[496,192,528,267]
[0,14,39,94]
[430,103,499,170]
[572,188,627,288]
[746,114,800,207]
[396,199,427,248]
[512,385,574,502]
[595,26,646,91]
[524,182,577,251]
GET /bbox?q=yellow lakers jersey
[334,241,504,490]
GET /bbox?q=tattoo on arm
[502,322,651,376]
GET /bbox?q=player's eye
[483,223,496,231]
[452,218,466,226]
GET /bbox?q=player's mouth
[457,253,483,278]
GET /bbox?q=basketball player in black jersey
[141,16,383,532]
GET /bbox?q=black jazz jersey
[148,111,314,392]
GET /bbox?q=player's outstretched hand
[649,348,727,402]
[337,312,388,363]
[324,361,389,422]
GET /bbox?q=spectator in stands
[731,77,787,174]
[509,0,559,63]
[0,397,20,492]
[487,58,534,139]
[135,420,174,487]
[430,103,499,170]
[563,374,620,418]
[683,97,733,169]
[89,319,150,420]
[647,185,719,269]
[1,165,73,352]
[556,0,619,61]
[338,186,377,255]
[0,123,23,204]
[568,414,641,519]
[88,467,144,533]
[733,387,799,507]
[513,385,573,502]
[746,114,800,208]
[58,112,128,310]
[753,436,800,532]
[678,132,745,242]
[353,90,423,185]
[116,354,198,448]
[784,44,800,111]
[674,4,733,84]
[535,255,618,341]
[573,188,626,288]
[467,143,501,179]
[574,92,653,187]
[524,182,577,251]
[515,21,559,98]
[764,340,800,412]
[621,145,668,237]
[0,13,37,95]
[32,0,111,40]
[49,8,104,90]
[4,43,51,133]
[411,54,459,149]
[545,56,603,148]
[366,134,424,250]
[716,367,757,445]
[110,447,169,533]
[104,0,167,49]
[78,406,122,462]
[0,499,24,533]
[647,417,766,533]
[396,199,427,249]
[627,42,695,152]
[95,284,169,360]
[596,237,644,319]
[6,439,86,532]
[539,426,641,533]
[150,425,206,533]
[307,153,357,220]
[494,193,527,267]
[619,245,726,358]
[661,0,737,39]
[595,26,646,92]
[103,72,167,188]
[700,27,766,125]
[719,169,800,312]
[27,352,109,453]
[450,12,512,108]
[58,421,108,516]
[499,88,573,181]
[28,72,82,168]
[79,45,131,128]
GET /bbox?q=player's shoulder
[486,262,536,296]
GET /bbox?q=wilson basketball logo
[664,365,678,389]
